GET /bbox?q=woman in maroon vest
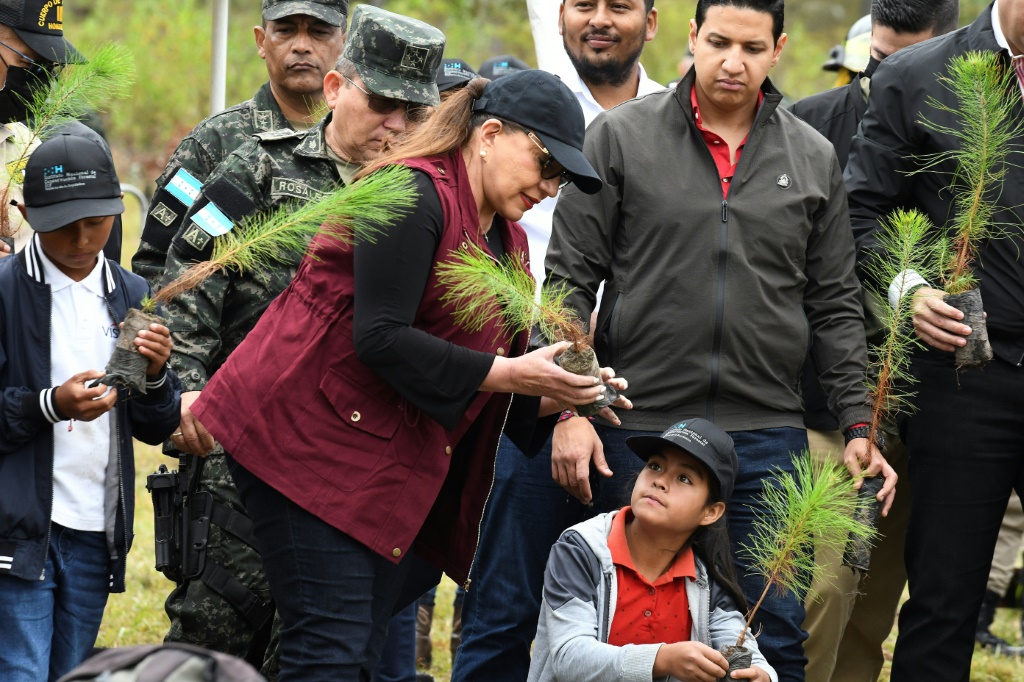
[189,70,612,680]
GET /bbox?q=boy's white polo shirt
[35,236,117,532]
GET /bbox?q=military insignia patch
[182,223,212,251]
[401,45,429,70]
[776,174,792,189]
[254,110,273,132]
[272,177,327,202]
[149,202,178,227]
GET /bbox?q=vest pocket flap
[319,367,402,440]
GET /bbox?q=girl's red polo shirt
[607,507,696,647]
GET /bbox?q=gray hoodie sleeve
[528,532,663,682]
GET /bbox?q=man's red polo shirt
[690,86,764,199]
[607,507,696,646]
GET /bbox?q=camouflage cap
[342,5,444,107]
[262,0,347,27]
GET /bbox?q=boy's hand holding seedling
[133,322,172,377]
[54,370,118,421]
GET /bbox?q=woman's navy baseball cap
[471,69,603,195]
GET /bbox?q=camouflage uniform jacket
[132,82,290,287]
[161,114,341,391]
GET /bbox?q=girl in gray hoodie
[527,419,777,682]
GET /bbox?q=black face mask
[863,55,882,79]
[0,60,53,124]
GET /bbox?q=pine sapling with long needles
[436,244,588,349]
[862,209,942,448]
[0,43,136,240]
[736,452,877,647]
[914,51,1024,294]
[154,165,417,305]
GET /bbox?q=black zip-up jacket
[548,72,872,433]
[789,74,870,431]
[789,74,868,171]
[0,244,181,590]
[847,4,1024,366]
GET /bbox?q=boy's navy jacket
[0,244,181,591]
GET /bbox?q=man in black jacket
[845,1,1024,679]
[790,1,958,168]
[790,3,959,681]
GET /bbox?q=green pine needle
[436,244,585,345]
[913,51,1024,295]
[738,452,877,646]
[155,164,417,303]
[28,42,136,137]
[0,43,135,238]
[863,209,942,442]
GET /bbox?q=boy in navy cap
[0,132,181,681]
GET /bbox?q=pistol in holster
[147,445,211,583]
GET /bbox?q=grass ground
[103,449,1024,681]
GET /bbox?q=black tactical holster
[148,448,273,630]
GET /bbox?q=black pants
[891,355,1024,682]
[229,457,411,682]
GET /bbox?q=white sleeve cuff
[145,370,168,390]
[888,269,929,309]
[39,388,62,423]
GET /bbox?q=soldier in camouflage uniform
[132,0,348,285]
[158,6,444,679]
[131,2,348,677]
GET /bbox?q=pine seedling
[140,295,157,315]
[0,43,136,239]
[26,43,136,138]
[736,452,877,647]
[154,164,417,305]
[436,244,588,349]
[862,209,943,447]
[913,51,1024,294]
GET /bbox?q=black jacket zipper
[706,200,729,421]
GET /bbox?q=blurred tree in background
[69,0,993,190]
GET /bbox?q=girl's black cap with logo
[626,418,740,499]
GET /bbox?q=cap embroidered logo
[777,174,792,189]
[37,0,63,30]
